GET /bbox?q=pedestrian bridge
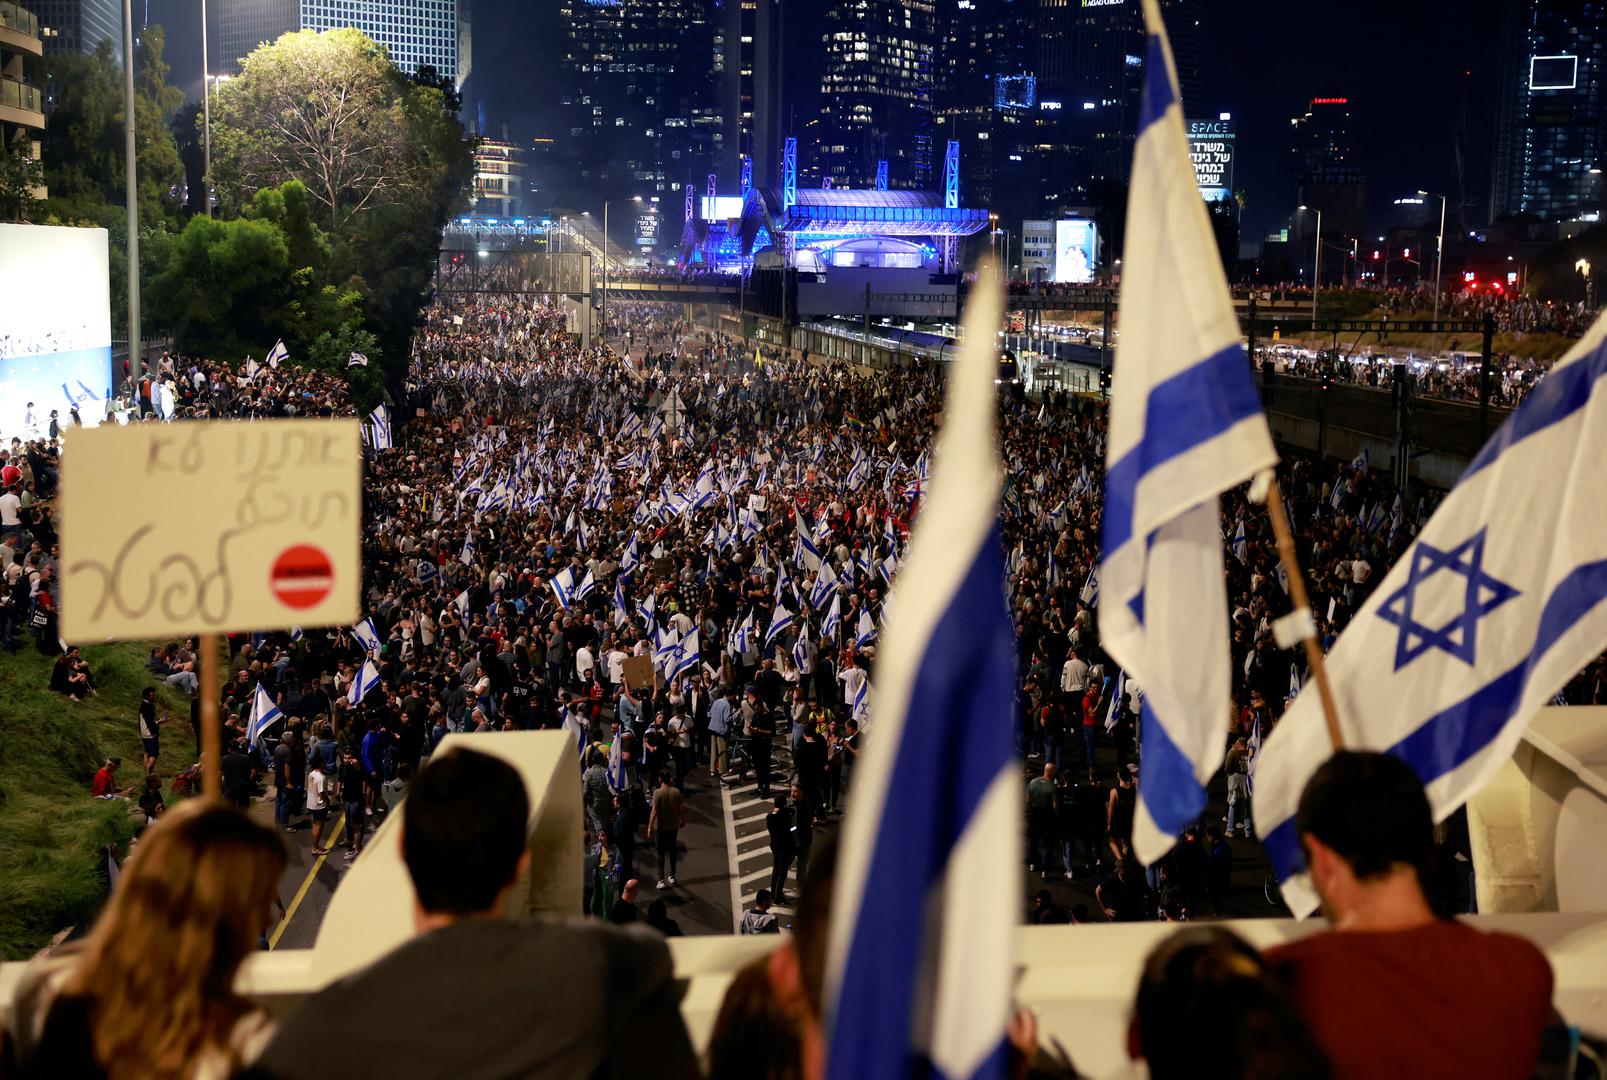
[4,721,1603,1077]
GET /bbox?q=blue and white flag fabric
[854,608,877,649]
[247,683,282,749]
[606,731,628,793]
[351,617,382,655]
[367,404,393,451]
[613,575,631,628]
[347,659,381,707]
[453,590,470,618]
[459,534,475,567]
[1351,447,1369,472]
[1098,0,1278,868]
[348,351,369,368]
[822,593,843,641]
[766,604,795,649]
[797,518,823,572]
[1079,565,1100,608]
[550,567,578,610]
[1230,520,1247,564]
[620,535,639,575]
[561,709,588,769]
[573,567,597,602]
[825,263,1017,1080]
[266,338,289,369]
[672,628,701,680]
[1257,313,1607,917]
[1105,671,1127,734]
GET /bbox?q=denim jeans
[1227,797,1251,835]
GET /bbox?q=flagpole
[199,632,222,798]
[1262,476,1345,749]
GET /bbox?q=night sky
[151,0,1511,239]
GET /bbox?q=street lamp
[989,213,1000,262]
[1577,258,1594,310]
[601,196,642,340]
[1299,205,1322,326]
[1418,190,1447,357]
[200,0,211,217]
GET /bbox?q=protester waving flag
[550,567,578,610]
[825,263,1018,1080]
[347,659,381,707]
[247,683,283,749]
[266,338,289,369]
[1098,0,1278,868]
[606,731,628,793]
[351,617,382,655]
[854,608,877,649]
[368,404,393,451]
[1257,312,1607,916]
[765,603,795,649]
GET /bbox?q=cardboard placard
[61,419,362,639]
[622,654,656,691]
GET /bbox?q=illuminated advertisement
[635,207,661,249]
[0,224,113,436]
[1187,117,1236,202]
[1053,219,1097,284]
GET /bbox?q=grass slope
[0,641,194,961]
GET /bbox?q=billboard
[636,207,662,249]
[0,224,114,438]
[1187,117,1237,202]
[1053,219,1097,284]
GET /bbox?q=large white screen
[1053,218,1097,284]
[0,223,113,438]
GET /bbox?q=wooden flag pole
[199,632,222,799]
[1263,476,1345,750]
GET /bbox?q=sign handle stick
[200,632,222,799]
[1263,476,1345,750]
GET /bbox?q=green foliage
[0,144,41,223]
[39,33,184,224]
[145,214,291,358]
[242,179,330,281]
[309,323,384,410]
[0,642,194,960]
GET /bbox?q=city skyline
[145,0,1517,240]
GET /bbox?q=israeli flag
[1105,671,1127,734]
[797,518,823,572]
[348,351,369,368]
[368,404,393,450]
[606,732,628,793]
[561,708,588,768]
[1351,446,1369,472]
[1098,2,1277,868]
[347,659,381,707]
[351,617,382,655]
[811,561,839,611]
[550,567,578,610]
[453,590,470,617]
[729,610,755,656]
[825,264,1019,1080]
[1257,313,1607,916]
[823,593,843,640]
[793,626,811,670]
[1230,520,1247,564]
[1079,565,1100,608]
[574,567,597,602]
[459,534,475,566]
[266,339,289,369]
[613,575,631,627]
[766,604,795,649]
[855,608,877,649]
[620,534,639,574]
[247,683,283,749]
[672,628,701,680]
[1046,551,1061,588]
[655,627,683,673]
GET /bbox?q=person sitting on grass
[50,645,94,701]
[89,757,133,800]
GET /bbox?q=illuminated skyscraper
[716,0,784,187]
[31,0,122,65]
[1492,0,1606,222]
[816,0,938,190]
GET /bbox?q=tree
[213,30,427,227]
[0,147,42,223]
[145,215,291,358]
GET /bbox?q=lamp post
[200,0,211,216]
[1299,205,1322,327]
[601,196,641,342]
[1419,190,1447,357]
[1578,258,1595,311]
[989,213,1000,262]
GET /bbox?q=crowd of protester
[0,291,1593,1078]
[1257,346,1550,407]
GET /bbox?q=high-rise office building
[1290,96,1367,238]
[218,0,463,89]
[31,0,121,65]
[1492,0,1605,222]
[2,0,46,200]
[559,0,720,241]
[716,0,784,188]
[469,137,524,219]
[815,0,938,190]
[935,0,1042,225]
[1035,0,1201,191]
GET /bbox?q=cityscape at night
[1,1,1607,1077]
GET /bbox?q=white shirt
[0,492,20,527]
[607,648,628,685]
[1060,657,1088,693]
[575,645,595,679]
[838,665,867,706]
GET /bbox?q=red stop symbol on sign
[271,545,334,609]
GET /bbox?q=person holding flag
[1098,0,1277,869]
[824,262,1019,1080]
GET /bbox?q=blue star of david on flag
[1375,527,1520,670]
